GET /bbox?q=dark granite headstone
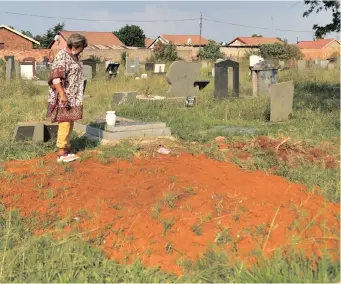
[214,59,239,98]
[145,63,154,72]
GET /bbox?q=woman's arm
[52,78,67,106]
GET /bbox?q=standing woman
[47,33,88,162]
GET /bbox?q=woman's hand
[60,92,68,106]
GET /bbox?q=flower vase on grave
[106,111,117,126]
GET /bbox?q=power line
[0,10,199,23]
[203,17,315,33]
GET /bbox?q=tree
[21,30,33,38]
[35,23,65,49]
[148,41,181,62]
[252,34,263,37]
[113,25,145,47]
[303,1,340,38]
[197,40,224,60]
[259,43,303,60]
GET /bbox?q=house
[227,37,283,47]
[48,30,125,49]
[297,38,340,60]
[144,37,154,48]
[147,34,209,49]
[0,25,40,49]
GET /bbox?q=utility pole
[199,12,202,61]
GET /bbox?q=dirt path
[1,152,339,274]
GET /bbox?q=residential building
[0,25,40,49]
[147,34,209,49]
[48,30,125,49]
[227,37,283,46]
[297,38,340,60]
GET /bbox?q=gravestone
[15,61,20,79]
[307,58,314,68]
[20,57,36,80]
[270,81,294,122]
[249,55,264,68]
[106,63,120,80]
[297,60,306,71]
[165,61,200,98]
[6,58,13,80]
[279,61,285,68]
[320,60,328,69]
[82,65,93,81]
[327,63,335,70]
[126,57,139,74]
[154,63,166,73]
[145,62,154,72]
[81,58,97,77]
[214,59,239,98]
[251,63,279,96]
[315,59,321,66]
[112,91,137,105]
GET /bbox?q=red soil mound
[1,152,339,274]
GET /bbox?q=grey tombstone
[307,58,314,68]
[315,59,321,66]
[297,60,306,71]
[15,61,20,79]
[214,59,239,98]
[327,63,335,70]
[320,60,328,69]
[134,57,140,73]
[81,58,97,77]
[82,65,93,81]
[279,61,285,68]
[112,91,137,105]
[251,63,279,96]
[6,58,13,80]
[13,121,58,142]
[270,81,294,122]
[126,57,133,74]
[165,61,200,98]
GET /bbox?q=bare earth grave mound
[1,149,339,275]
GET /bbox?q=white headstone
[20,64,34,80]
[250,55,264,67]
[154,63,165,73]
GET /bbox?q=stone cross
[165,61,200,98]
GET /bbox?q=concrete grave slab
[270,81,294,122]
[13,121,58,142]
[165,61,200,98]
[74,117,171,141]
[112,92,137,105]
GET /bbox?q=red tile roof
[228,37,283,46]
[161,34,208,46]
[144,37,154,48]
[59,30,124,46]
[0,25,40,44]
[297,39,339,49]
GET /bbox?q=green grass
[0,209,338,283]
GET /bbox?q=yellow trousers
[56,122,74,149]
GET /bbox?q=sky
[0,1,339,44]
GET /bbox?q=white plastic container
[106,111,116,126]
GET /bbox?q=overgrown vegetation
[197,40,225,60]
[147,42,182,63]
[259,43,304,60]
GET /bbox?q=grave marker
[251,63,278,96]
[6,58,13,80]
[20,57,36,80]
[112,91,137,105]
[82,65,93,81]
[270,81,294,122]
[328,63,335,70]
[165,61,200,98]
[297,60,306,71]
[320,60,328,69]
[154,63,166,73]
[214,59,239,98]
[145,62,154,72]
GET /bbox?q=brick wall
[0,28,33,49]
[300,46,340,60]
[0,49,58,62]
